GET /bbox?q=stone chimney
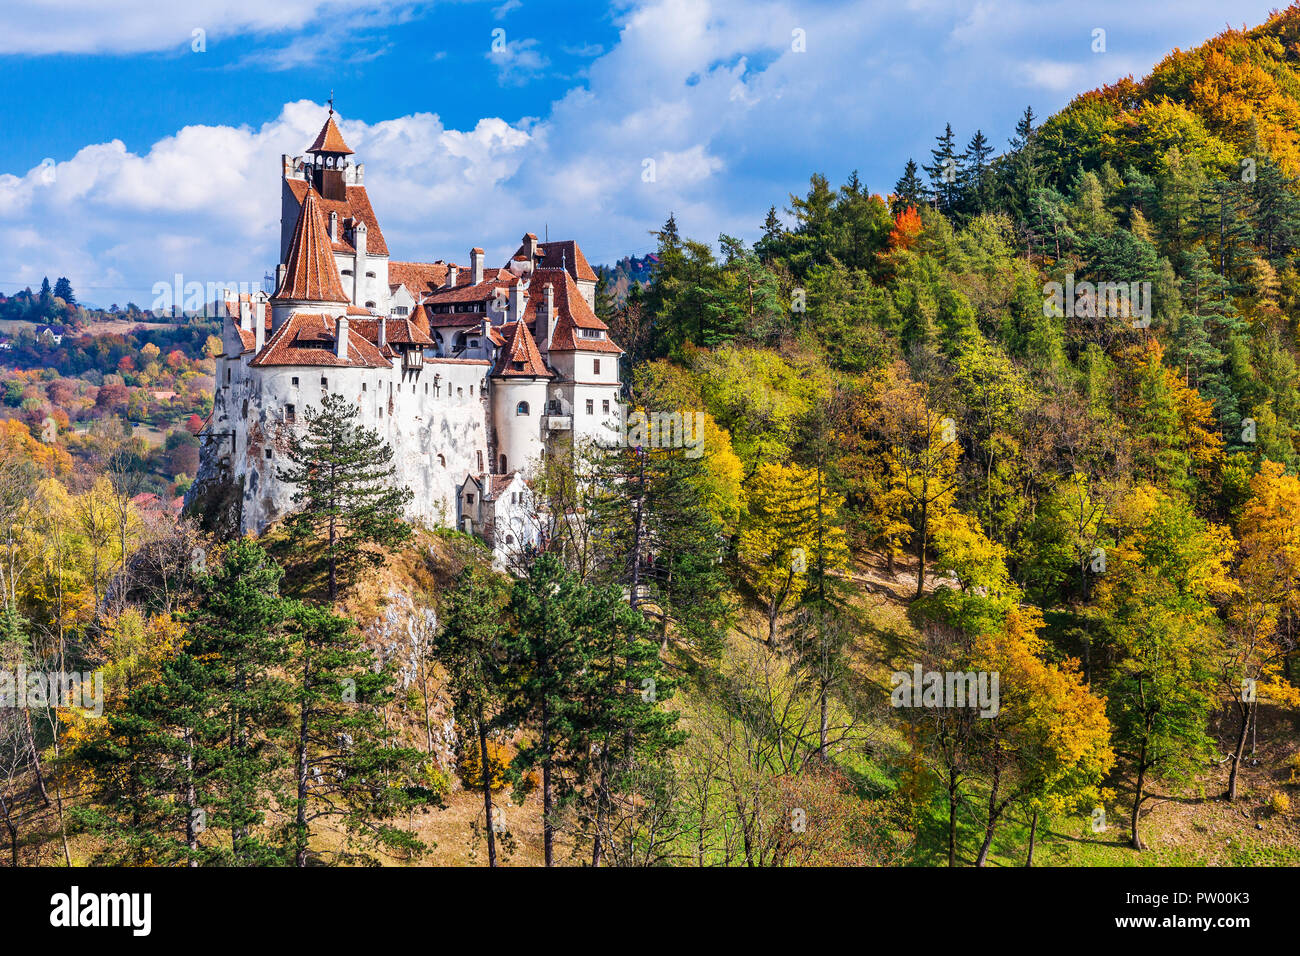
[336,316,349,360]
[446,264,459,289]
[353,221,367,305]
[543,283,556,350]
[378,315,387,349]
[328,210,338,242]
[253,292,267,353]
[508,281,526,323]
[470,247,484,285]
[239,298,252,332]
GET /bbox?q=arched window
[499,454,507,473]
[516,401,530,416]
[437,454,446,467]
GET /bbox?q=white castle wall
[213,350,490,535]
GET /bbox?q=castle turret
[271,188,350,330]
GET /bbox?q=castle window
[365,301,376,309]
[470,339,479,347]
[466,493,475,504]
[342,269,353,276]
[365,271,376,278]
[499,454,507,473]
[321,377,328,389]
[477,451,484,471]
[394,306,408,316]
[593,359,601,375]
[265,448,273,459]
[516,401,530,416]
[585,399,594,415]
[602,399,610,414]
[512,361,524,371]
[292,376,299,387]
[505,535,514,545]
[457,387,464,398]
[285,404,296,423]
[362,382,366,392]
[225,368,231,384]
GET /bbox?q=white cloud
[0,0,1288,303]
[0,0,424,55]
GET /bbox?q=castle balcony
[402,348,424,370]
[544,415,572,431]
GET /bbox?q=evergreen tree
[434,564,512,866]
[960,129,994,216]
[893,158,928,212]
[278,392,413,601]
[183,540,292,865]
[502,554,596,866]
[52,277,74,305]
[284,601,433,866]
[922,123,963,215]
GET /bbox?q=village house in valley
[191,109,623,563]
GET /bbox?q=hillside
[5,7,1300,871]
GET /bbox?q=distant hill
[596,253,658,304]
[1038,4,1300,182]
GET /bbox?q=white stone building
[192,110,624,565]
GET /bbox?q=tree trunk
[1025,809,1038,867]
[294,655,312,867]
[1130,747,1147,851]
[975,766,1001,867]
[916,495,929,600]
[542,700,554,867]
[477,703,496,867]
[1226,699,1251,801]
[947,766,958,867]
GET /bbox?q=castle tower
[490,315,553,476]
[270,189,351,330]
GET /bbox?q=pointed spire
[273,190,350,304]
[307,112,354,155]
[493,313,552,378]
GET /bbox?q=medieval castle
[193,109,624,563]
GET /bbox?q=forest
[3,8,1300,867]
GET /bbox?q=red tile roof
[348,316,434,347]
[511,238,598,282]
[274,190,351,304]
[492,317,553,378]
[307,114,354,155]
[535,269,622,353]
[251,313,392,368]
[388,260,449,299]
[223,295,271,353]
[286,179,389,256]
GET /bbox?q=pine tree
[502,554,599,866]
[285,601,432,866]
[434,564,511,866]
[52,277,74,305]
[278,392,413,602]
[922,123,963,215]
[584,439,731,656]
[961,129,994,216]
[893,158,927,212]
[183,540,292,864]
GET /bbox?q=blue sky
[0,0,1280,307]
